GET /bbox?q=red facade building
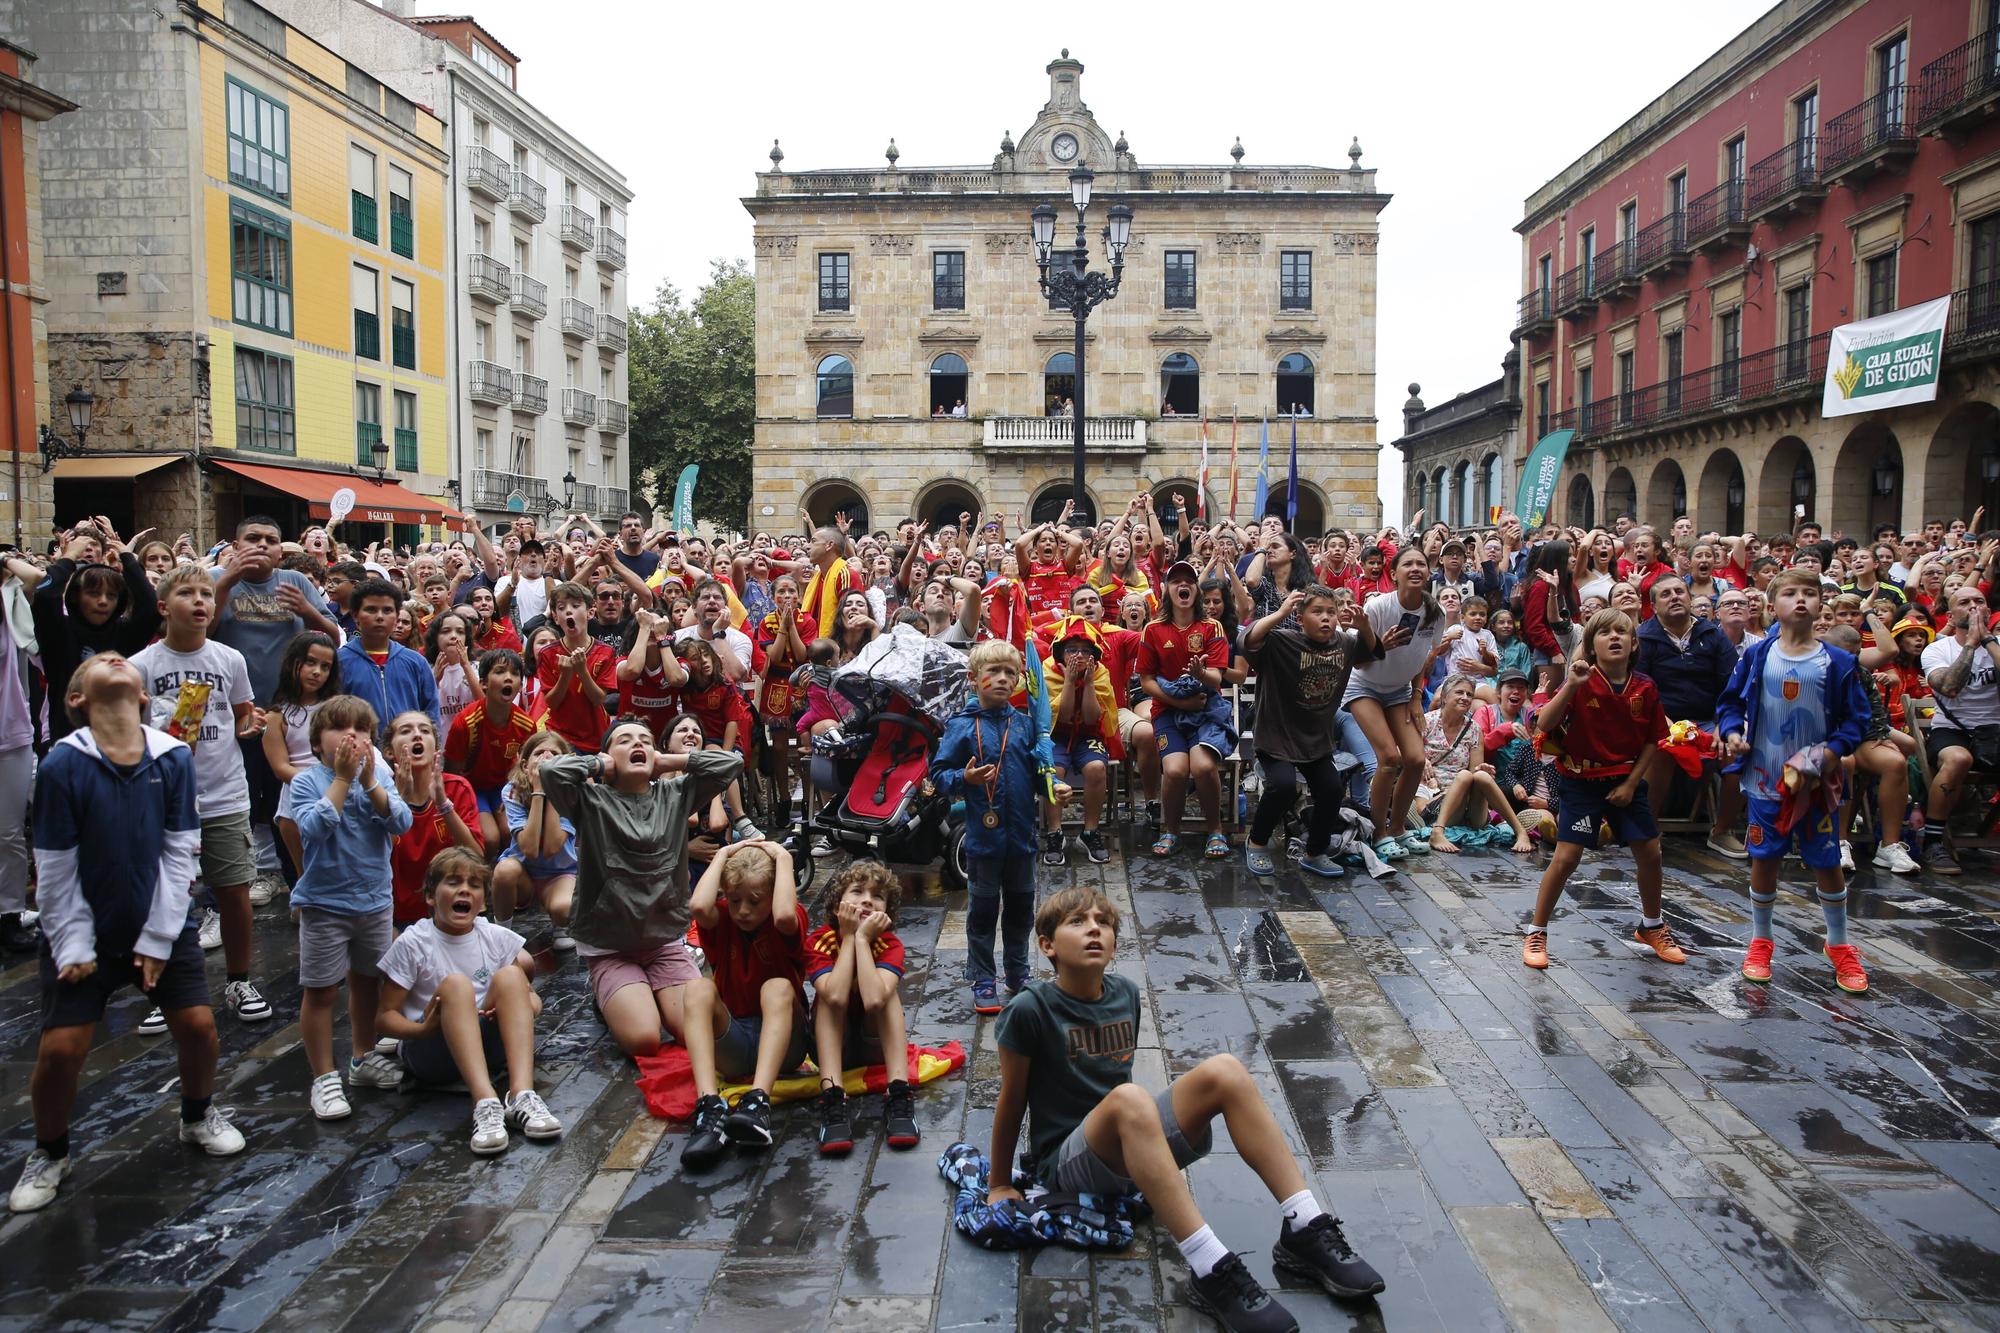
[1515,0,2000,537]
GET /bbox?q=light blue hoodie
[288,749,412,915]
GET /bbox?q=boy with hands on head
[680,839,810,1169]
[991,887,1385,1332]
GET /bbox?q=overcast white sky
[466,0,1767,523]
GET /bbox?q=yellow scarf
[804,556,851,636]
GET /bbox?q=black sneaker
[682,1094,729,1169]
[1927,834,1963,876]
[815,1086,853,1156]
[884,1079,919,1150]
[1079,829,1110,863]
[1041,830,1067,867]
[1005,974,1029,999]
[1187,1253,1298,1332]
[1273,1213,1386,1298]
[722,1087,774,1147]
[0,914,38,954]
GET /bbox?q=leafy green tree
[627,258,755,529]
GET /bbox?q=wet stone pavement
[3,834,2000,1331]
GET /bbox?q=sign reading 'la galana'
[1822,296,1951,419]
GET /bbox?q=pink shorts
[587,939,701,1013]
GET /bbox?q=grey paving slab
[2,835,1996,1330]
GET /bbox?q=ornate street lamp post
[1032,169,1132,518]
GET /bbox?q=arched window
[1044,352,1075,417]
[1276,353,1314,416]
[929,353,968,417]
[1452,460,1471,528]
[1413,474,1428,524]
[1482,454,1501,522]
[1031,485,1094,526]
[816,354,853,419]
[1160,352,1200,417]
[1433,467,1449,526]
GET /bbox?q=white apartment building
[261,0,634,531]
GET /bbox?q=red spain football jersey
[803,923,907,981]
[1138,617,1228,681]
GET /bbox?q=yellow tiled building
[15,0,457,544]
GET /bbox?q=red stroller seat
[842,703,934,829]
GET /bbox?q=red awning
[209,459,450,526]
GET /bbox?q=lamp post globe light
[38,388,95,472]
[1031,168,1132,518]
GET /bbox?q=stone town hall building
[743,52,1388,537]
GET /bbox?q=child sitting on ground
[11,655,245,1215]
[539,716,742,1060]
[495,732,579,945]
[289,694,414,1120]
[804,859,918,1156]
[991,887,1385,1327]
[375,848,561,1155]
[680,839,807,1168]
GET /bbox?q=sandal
[1151,833,1179,857]
[1244,845,1277,876]
[1204,832,1231,859]
[1374,836,1407,861]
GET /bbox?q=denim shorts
[1051,1084,1211,1194]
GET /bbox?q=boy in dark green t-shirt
[991,888,1385,1329]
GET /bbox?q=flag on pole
[1253,417,1271,520]
[1197,416,1210,521]
[1286,413,1299,526]
[1227,413,1240,520]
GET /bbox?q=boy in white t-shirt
[129,564,273,1028]
[376,847,562,1155]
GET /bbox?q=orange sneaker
[1521,929,1549,970]
[1635,923,1687,964]
[1742,937,1774,984]
[1824,944,1868,994]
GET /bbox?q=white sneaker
[375,1035,401,1056]
[348,1052,403,1090]
[470,1096,509,1155]
[1873,841,1921,875]
[137,1006,168,1036]
[809,835,836,858]
[197,908,223,952]
[1839,840,1856,872]
[310,1071,351,1121]
[8,1149,70,1213]
[177,1104,246,1156]
[505,1089,562,1141]
[246,874,284,907]
[551,929,575,951]
[223,979,273,1022]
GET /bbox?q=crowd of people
[1,492,1994,1330]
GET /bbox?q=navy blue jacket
[336,638,441,737]
[935,702,1041,859]
[35,726,200,967]
[1635,616,1738,723]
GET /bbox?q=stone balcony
[982,415,1147,454]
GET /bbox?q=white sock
[1280,1188,1324,1229]
[1641,915,1664,929]
[1176,1224,1231,1278]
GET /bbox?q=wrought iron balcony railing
[511,272,547,319]
[1820,85,1918,183]
[1631,211,1688,276]
[1745,136,1824,219]
[512,373,548,414]
[1918,29,2000,132]
[1685,178,1748,252]
[508,170,546,221]
[560,299,595,339]
[467,254,511,304]
[466,146,511,200]
[467,360,514,406]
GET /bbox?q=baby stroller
[789,625,971,894]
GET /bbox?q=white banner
[1822,296,1951,419]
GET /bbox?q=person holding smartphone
[1341,546,1444,864]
